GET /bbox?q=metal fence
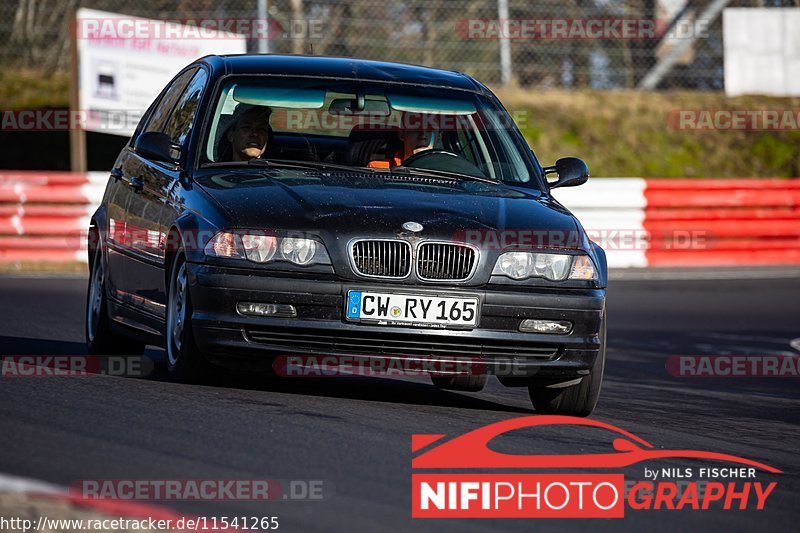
[1,0,798,89]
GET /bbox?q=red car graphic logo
[412,415,781,473]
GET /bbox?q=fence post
[497,0,512,86]
[257,0,270,54]
[69,8,87,174]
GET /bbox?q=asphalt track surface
[0,271,798,532]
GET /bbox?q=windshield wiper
[202,158,379,173]
[200,159,291,169]
[391,166,499,185]
[264,159,379,174]
[201,158,497,184]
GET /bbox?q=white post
[257,0,270,54]
[497,0,512,86]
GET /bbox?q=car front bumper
[187,263,605,379]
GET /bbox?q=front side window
[200,76,541,187]
[143,68,196,135]
[163,69,209,147]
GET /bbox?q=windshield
[201,76,541,186]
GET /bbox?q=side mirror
[542,157,589,189]
[134,131,180,164]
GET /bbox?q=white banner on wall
[75,8,247,137]
[724,8,800,97]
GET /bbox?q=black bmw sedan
[85,54,607,416]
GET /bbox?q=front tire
[165,253,211,382]
[85,239,145,356]
[528,316,606,417]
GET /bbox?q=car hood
[194,169,583,249]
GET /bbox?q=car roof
[200,54,485,93]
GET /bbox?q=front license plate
[346,291,479,328]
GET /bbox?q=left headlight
[492,252,597,281]
[205,231,330,266]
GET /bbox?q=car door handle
[128,176,144,192]
[110,167,123,182]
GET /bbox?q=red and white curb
[554,178,800,267]
[553,178,647,268]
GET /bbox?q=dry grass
[494,88,800,177]
[0,69,70,110]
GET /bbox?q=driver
[367,113,436,169]
[225,104,273,161]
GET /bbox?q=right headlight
[492,252,597,281]
[280,237,317,265]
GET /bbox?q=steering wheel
[401,149,487,178]
[402,149,458,167]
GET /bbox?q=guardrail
[1,171,798,268]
